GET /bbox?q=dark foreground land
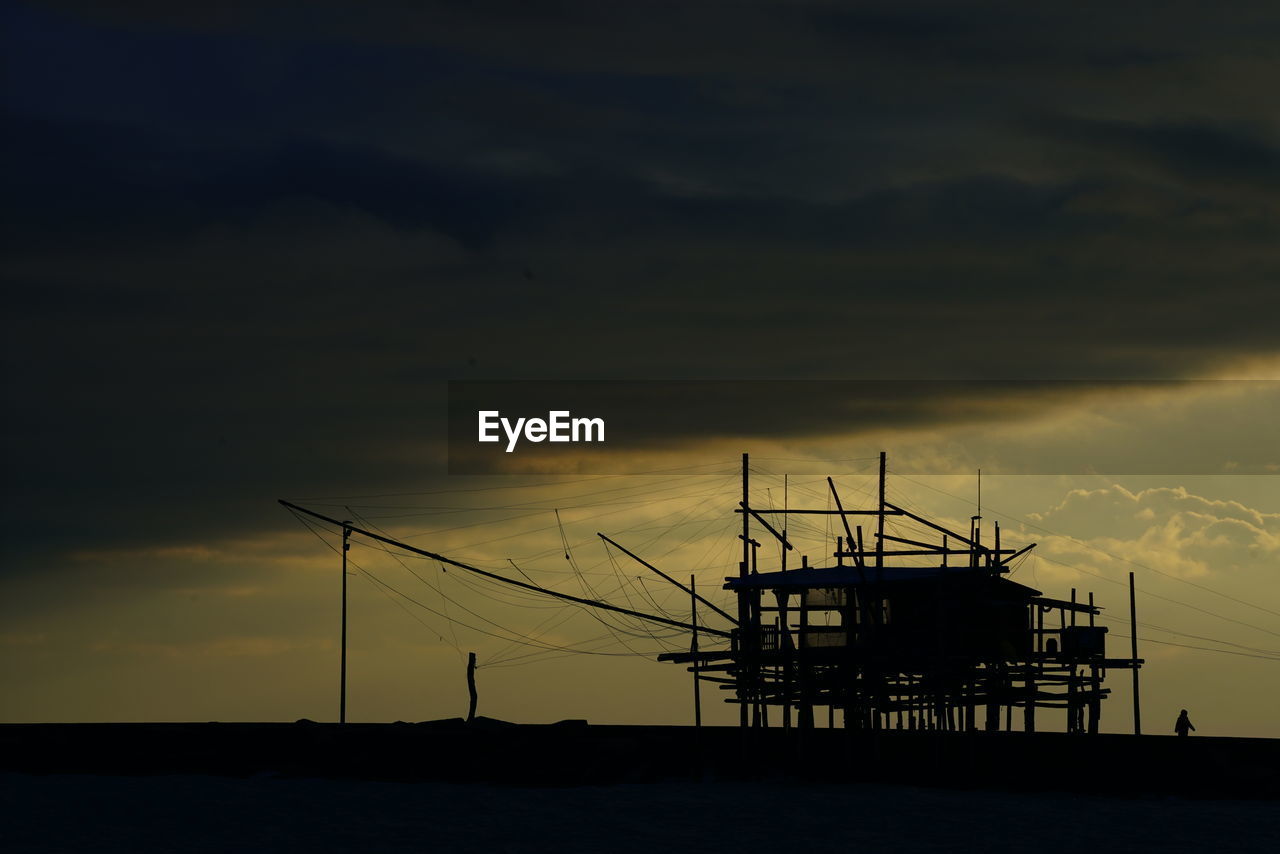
[2,723,1278,852]
[5,772,1280,854]
[2,721,1277,795]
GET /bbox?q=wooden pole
[742,455,750,575]
[1130,572,1141,736]
[1027,603,1042,733]
[341,521,351,724]
[692,575,702,728]
[1089,590,1099,733]
[876,452,886,577]
[779,591,792,730]
[971,516,980,568]
[782,474,788,573]
[866,451,887,732]
[985,664,999,732]
[740,453,750,729]
[466,651,478,723]
[798,585,813,730]
[974,466,981,569]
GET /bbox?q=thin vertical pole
[740,453,750,729]
[1129,571,1141,736]
[781,474,788,573]
[876,452,886,575]
[1089,591,1098,732]
[969,517,976,568]
[798,583,812,730]
[1028,603,1042,733]
[742,454,749,574]
[976,469,981,568]
[692,575,702,728]
[779,592,792,730]
[341,521,351,724]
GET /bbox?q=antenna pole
[340,520,352,724]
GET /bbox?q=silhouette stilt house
[281,450,1144,735]
[661,453,1143,733]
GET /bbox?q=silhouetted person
[1175,708,1195,737]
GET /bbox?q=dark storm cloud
[3,112,548,250]
[1027,114,1280,190]
[3,0,1280,566]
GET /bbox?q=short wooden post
[466,652,478,723]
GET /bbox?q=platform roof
[724,564,1043,598]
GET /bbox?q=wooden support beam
[834,548,1016,558]
[883,500,984,550]
[827,477,865,573]
[736,508,903,516]
[1034,596,1100,613]
[657,650,734,664]
[739,504,794,551]
[998,542,1037,566]
[598,533,738,625]
[877,532,952,552]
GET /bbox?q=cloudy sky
[3,1,1278,735]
